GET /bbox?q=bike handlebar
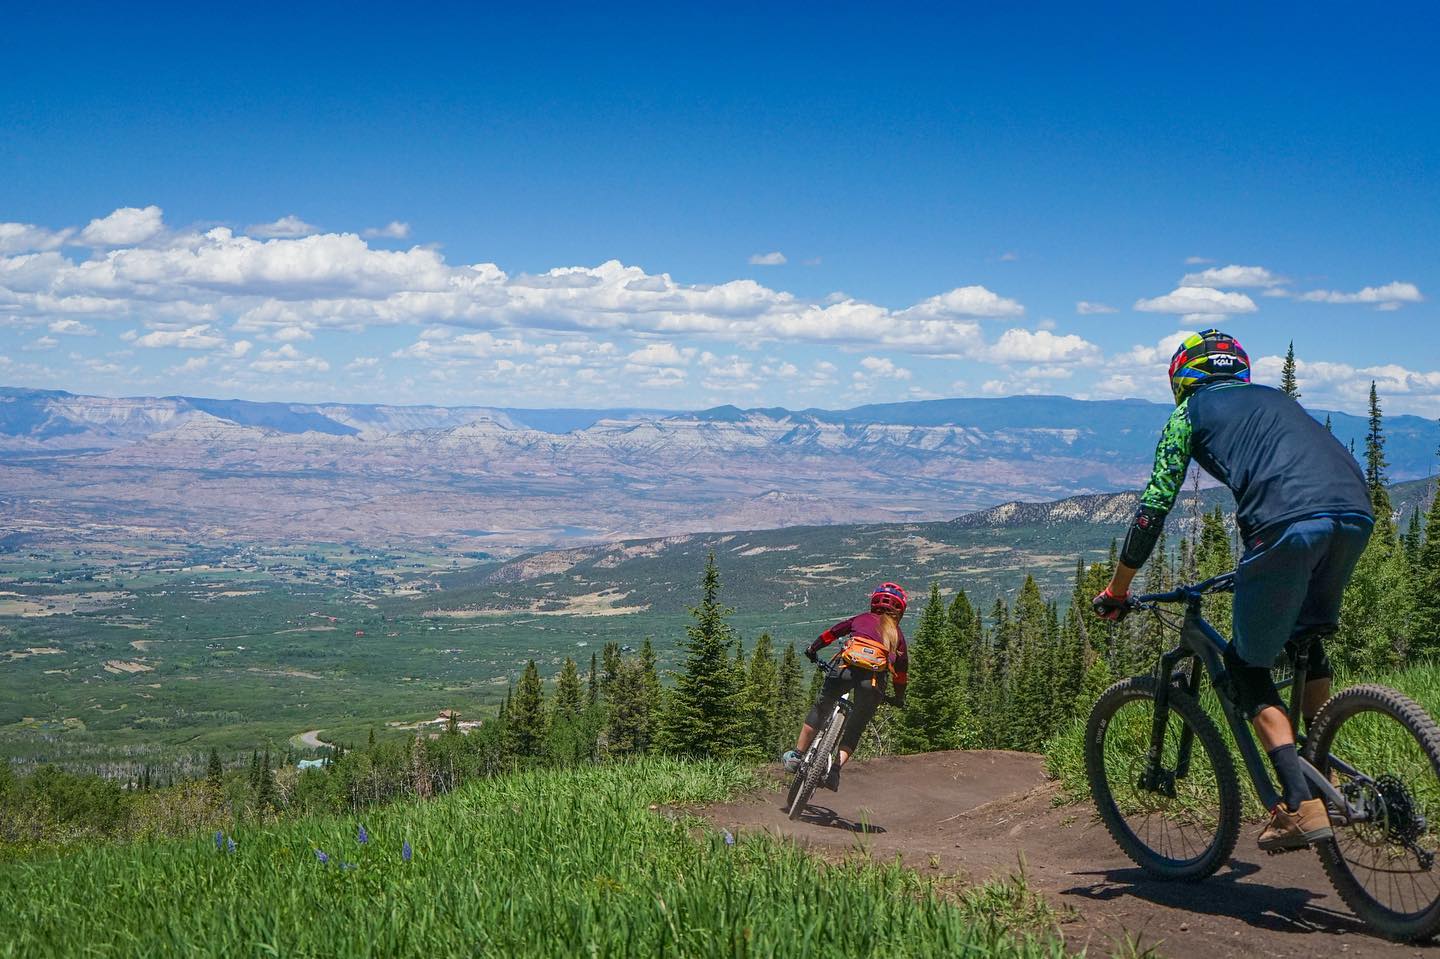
[1131,570,1235,609]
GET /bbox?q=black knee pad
[1222,644,1284,719]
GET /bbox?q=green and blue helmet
[1168,329,1250,404]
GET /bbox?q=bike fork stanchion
[1174,657,1204,779]
[1143,650,1183,791]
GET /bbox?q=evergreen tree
[658,552,743,757]
[1412,478,1440,655]
[600,642,623,700]
[247,750,261,794]
[775,644,805,756]
[1006,577,1053,750]
[587,652,599,708]
[1324,414,1333,433]
[1404,509,1424,567]
[506,660,548,759]
[740,633,780,759]
[206,748,223,790]
[1196,507,1234,641]
[895,583,965,753]
[603,660,652,756]
[1366,381,1395,532]
[1280,340,1301,399]
[552,657,584,723]
[255,748,276,816]
[639,637,661,727]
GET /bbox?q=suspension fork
[1142,647,1187,791]
[1173,654,1204,779]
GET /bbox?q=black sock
[1268,745,1310,812]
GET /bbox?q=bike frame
[1138,572,1369,823]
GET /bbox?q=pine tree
[506,660,548,759]
[255,748,276,816]
[1196,507,1234,641]
[587,652,599,708]
[895,583,965,753]
[247,749,261,794]
[1366,381,1395,533]
[1412,477,1440,655]
[600,642,623,700]
[1280,341,1301,398]
[552,657,584,723]
[740,633,780,759]
[1005,577,1053,750]
[775,644,805,756]
[206,748,223,790]
[658,552,743,757]
[1324,414,1333,434]
[603,660,652,756]
[639,637,661,731]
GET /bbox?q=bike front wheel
[1306,683,1440,942]
[786,709,844,821]
[1085,675,1242,881]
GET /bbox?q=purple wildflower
[723,829,735,847]
[215,831,224,851]
[315,849,329,864]
[357,824,368,845]
[340,862,356,870]
[402,840,412,863]
[226,837,237,853]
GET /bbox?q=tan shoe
[1258,798,1333,852]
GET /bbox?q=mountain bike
[1085,570,1440,941]
[784,659,852,821]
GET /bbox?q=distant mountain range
[433,479,1437,617]
[2,386,1436,556]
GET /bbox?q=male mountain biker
[781,583,909,791]
[1093,329,1374,852]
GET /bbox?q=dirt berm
[702,750,1434,958]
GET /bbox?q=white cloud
[1134,286,1257,320]
[1295,281,1422,308]
[985,328,1101,365]
[166,356,211,375]
[270,325,314,343]
[900,285,1025,320]
[246,215,318,239]
[858,356,912,380]
[1184,256,1213,265]
[1180,264,1286,289]
[1118,329,1197,367]
[24,336,58,351]
[998,251,1019,262]
[1253,355,1440,416]
[346,356,380,371]
[133,325,230,350]
[1075,301,1117,315]
[78,206,164,246]
[251,343,330,374]
[748,251,787,266]
[0,222,74,254]
[627,342,694,368]
[363,221,411,239]
[48,318,97,336]
[0,213,1032,361]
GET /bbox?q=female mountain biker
[1092,329,1374,852]
[781,583,909,791]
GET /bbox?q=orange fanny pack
[839,635,890,673]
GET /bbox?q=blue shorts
[1232,513,1372,668]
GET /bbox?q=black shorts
[805,667,886,754]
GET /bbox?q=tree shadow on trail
[784,801,888,834]
[1061,858,1377,940]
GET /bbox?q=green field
[0,758,1066,959]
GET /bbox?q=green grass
[0,758,1068,958]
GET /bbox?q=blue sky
[2,3,1437,414]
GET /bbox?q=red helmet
[870,582,908,617]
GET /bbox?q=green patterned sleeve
[1139,400,1193,516]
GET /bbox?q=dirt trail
[702,751,1432,958]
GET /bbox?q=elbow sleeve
[1119,506,1167,569]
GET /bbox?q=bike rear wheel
[1305,683,1440,942]
[1086,675,1242,881]
[787,708,844,821]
